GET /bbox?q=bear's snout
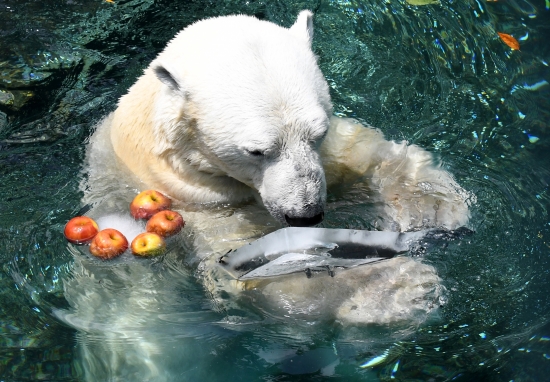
[259,151,327,227]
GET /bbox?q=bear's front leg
[321,116,473,231]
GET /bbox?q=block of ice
[218,227,427,280]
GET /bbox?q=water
[1,0,549,380]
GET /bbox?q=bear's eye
[247,149,264,157]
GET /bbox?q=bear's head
[149,11,332,227]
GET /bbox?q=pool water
[1,0,550,380]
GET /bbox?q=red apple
[64,216,99,245]
[131,232,166,257]
[130,190,171,219]
[89,228,128,260]
[146,210,185,237]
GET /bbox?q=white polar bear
[60,11,473,381]
[105,10,469,231]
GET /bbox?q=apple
[146,210,185,237]
[131,232,166,257]
[64,216,99,245]
[130,190,171,219]
[89,228,129,260]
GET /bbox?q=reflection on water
[1,0,549,380]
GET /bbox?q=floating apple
[64,216,99,245]
[131,232,166,257]
[130,190,171,219]
[89,228,129,260]
[146,210,185,237]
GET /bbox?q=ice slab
[218,227,427,280]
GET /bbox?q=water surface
[1,0,550,380]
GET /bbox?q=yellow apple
[131,232,166,257]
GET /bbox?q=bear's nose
[284,212,324,227]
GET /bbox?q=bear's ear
[153,64,181,92]
[290,10,314,45]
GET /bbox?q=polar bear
[59,11,473,381]
[106,10,470,231]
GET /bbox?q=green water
[1,0,550,380]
